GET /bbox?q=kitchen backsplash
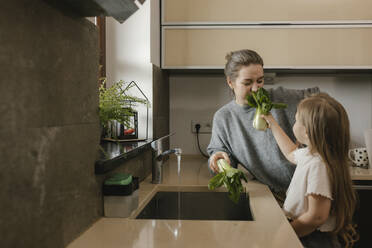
[170,73,372,155]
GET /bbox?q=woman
[207,49,319,194]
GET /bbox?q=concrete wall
[0,1,101,247]
[170,73,372,154]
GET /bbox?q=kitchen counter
[68,156,372,248]
[68,155,302,248]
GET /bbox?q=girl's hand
[261,113,277,128]
[209,151,231,173]
[261,113,298,164]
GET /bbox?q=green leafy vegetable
[99,79,148,135]
[246,88,287,131]
[208,159,248,204]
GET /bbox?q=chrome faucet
[151,133,181,184]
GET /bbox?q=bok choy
[246,87,287,131]
[208,159,247,204]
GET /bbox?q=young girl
[262,93,358,248]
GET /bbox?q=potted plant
[99,79,148,140]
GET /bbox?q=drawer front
[162,26,372,69]
[162,0,372,24]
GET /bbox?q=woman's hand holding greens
[208,159,248,204]
[209,151,231,173]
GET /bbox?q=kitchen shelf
[95,139,152,174]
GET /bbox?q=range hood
[44,0,145,23]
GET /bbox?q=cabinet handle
[353,185,372,190]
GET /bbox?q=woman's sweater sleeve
[207,111,238,169]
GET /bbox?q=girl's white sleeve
[305,162,333,200]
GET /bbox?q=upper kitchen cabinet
[162,0,372,24]
[162,25,372,69]
[159,0,372,69]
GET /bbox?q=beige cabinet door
[162,0,372,24]
[162,26,372,69]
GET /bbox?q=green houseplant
[99,79,148,139]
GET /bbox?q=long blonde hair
[297,93,358,247]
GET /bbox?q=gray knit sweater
[207,86,319,192]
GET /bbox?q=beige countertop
[68,156,372,248]
[68,155,302,248]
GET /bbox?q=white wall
[170,73,372,154]
[106,1,153,140]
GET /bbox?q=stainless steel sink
[135,191,253,221]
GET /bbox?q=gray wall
[170,73,372,154]
[0,1,101,247]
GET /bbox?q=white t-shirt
[283,147,336,232]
